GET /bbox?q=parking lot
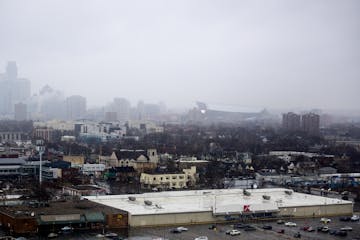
[129,216,360,240]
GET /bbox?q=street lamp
[36,140,45,185]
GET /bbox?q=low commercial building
[63,184,109,196]
[0,199,128,235]
[86,188,353,227]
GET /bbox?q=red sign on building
[243,205,250,212]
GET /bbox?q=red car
[277,229,285,234]
[301,226,310,231]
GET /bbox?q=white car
[340,226,353,231]
[285,222,297,227]
[177,226,189,232]
[229,229,241,236]
[194,236,208,240]
[320,218,331,223]
[351,215,360,221]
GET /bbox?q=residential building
[76,121,126,142]
[282,112,301,131]
[302,113,320,136]
[140,166,197,189]
[0,132,25,143]
[108,149,159,172]
[33,127,55,142]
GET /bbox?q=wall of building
[106,212,129,228]
[129,211,217,227]
[128,203,353,227]
[279,203,353,217]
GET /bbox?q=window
[172,176,177,180]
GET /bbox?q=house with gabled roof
[107,149,158,173]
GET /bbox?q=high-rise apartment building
[301,113,320,136]
[66,95,87,120]
[282,112,301,131]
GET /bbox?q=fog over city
[1,0,359,111]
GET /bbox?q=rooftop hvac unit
[144,200,152,206]
[128,196,136,201]
[285,190,293,195]
[262,195,271,200]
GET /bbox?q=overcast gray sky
[0,0,359,110]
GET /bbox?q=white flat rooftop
[85,188,352,216]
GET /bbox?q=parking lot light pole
[36,140,45,185]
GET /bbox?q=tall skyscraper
[282,112,301,132]
[66,95,87,120]
[6,61,18,80]
[0,62,31,115]
[301,113,320,136]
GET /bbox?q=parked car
[294,232,301,238]
[301,226,310,231]
[277,229,285,234]
[321,226,330,233]
[229,230,241,236]
[340,216,351,222]
[244,225,256,231]
[177,226,188,232]
[285,222,297,227]
[170,228,182,234]
[320,218,331,223]
[351,215,360,221]
[194,236,208,240]
[335,230,347,236]
[234,223,247,229]
[262,225,272,230]
[208,225,216,230]
[307,227,315,232]
[277,219,285,224]
[340,226,352,231]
